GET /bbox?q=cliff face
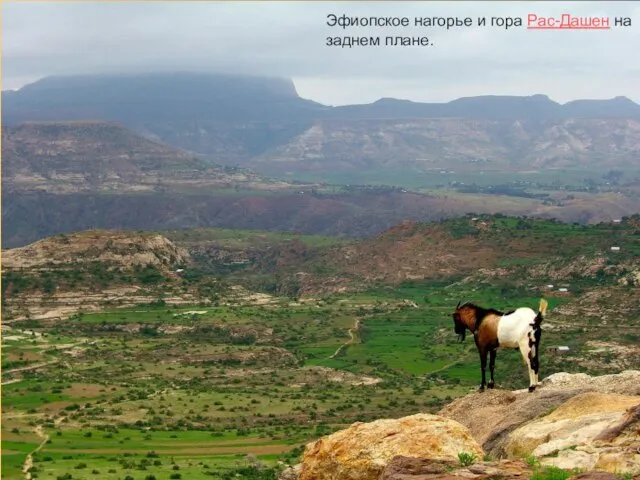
[283,371,640,480]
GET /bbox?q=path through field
[3,360,59,377]
[329,319,361,359]
[19,392,81,478]
[22,426,48,480]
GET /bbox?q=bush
[457,451,477,467]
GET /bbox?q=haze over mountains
[3,72,640,175]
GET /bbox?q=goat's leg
[518,339,536,392]
[488,349,496,389]
[478,347,488,392]
[531,328,541,387]
[531,343,540,387]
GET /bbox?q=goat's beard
[454,325,466,342]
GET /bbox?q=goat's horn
[456,300,461,309]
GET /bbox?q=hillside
[1,230,209,321]
[1,121,296,194]
[216,215,640,295]
[252,117,640,176]
[0,189,464,247]
[3,74,640,176]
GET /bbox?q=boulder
[504,393,640,473]
[298,413,483,480]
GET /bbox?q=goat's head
[451,300,477,342]
[451,300,467,342]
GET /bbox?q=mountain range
[3,73,640,176]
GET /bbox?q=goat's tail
[534,298,548,327]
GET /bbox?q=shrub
[457,451,477,467]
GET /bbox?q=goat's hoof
[478,386,486,393]
[528,385,537,393]
[488,382,495,389]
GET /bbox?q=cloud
[2,1,638,104]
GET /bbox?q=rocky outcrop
[298,413,483,480]
[505,393,640,472]
[1,230,190,269]
[438,388,579,454]
[438,371,640,474]
[285,372,640,480]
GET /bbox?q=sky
[2,1,639,106]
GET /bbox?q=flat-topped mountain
[5,75,638,126]
[2,73,325,160]
[2,72,325,123]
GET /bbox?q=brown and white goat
[452,298,548,392]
